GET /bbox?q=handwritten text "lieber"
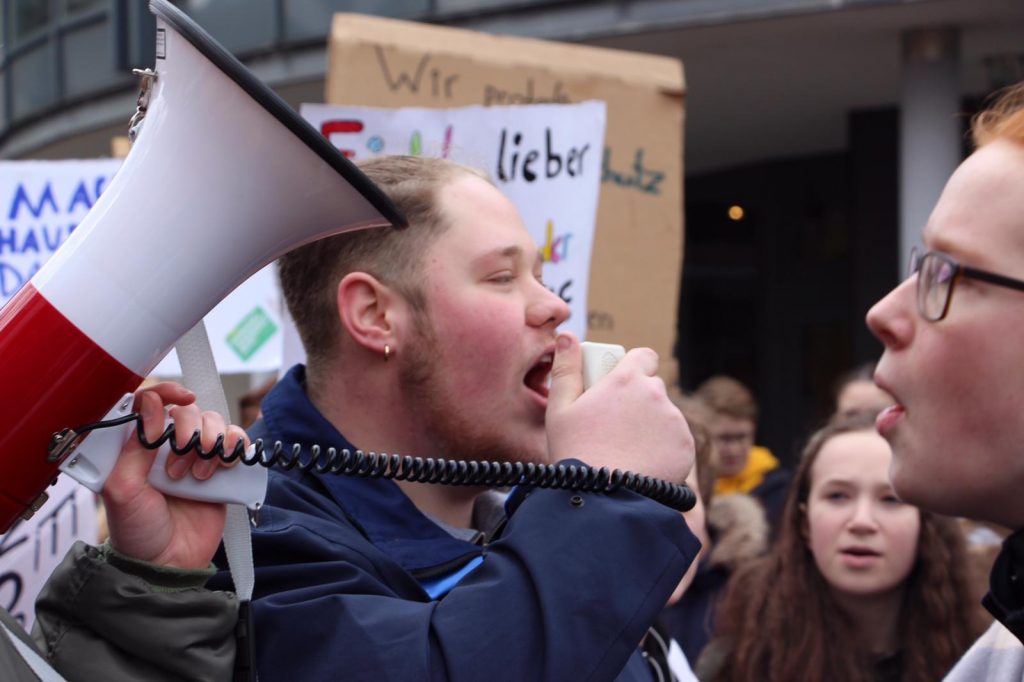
[496,129,590,183]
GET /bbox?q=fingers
[133,382,195,411]
[166,403,202,480]
[138,389,169,444]
[135,381,245,482]
[165,407,246,481]
[221,425,249,470]
[547,332,583,415]
[617,347,659,377]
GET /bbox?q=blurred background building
[2,0,1022,458]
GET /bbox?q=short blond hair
[693,375,758,422]
[278,156,488,369]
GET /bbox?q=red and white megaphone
[0,0,406,532]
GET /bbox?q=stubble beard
[397,309,543,466]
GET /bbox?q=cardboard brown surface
[326,14,685,379]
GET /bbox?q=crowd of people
[4,79,1024,682]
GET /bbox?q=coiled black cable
[70,413,697,511]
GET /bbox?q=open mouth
[524,352,554,398]
[841,547,881,558]
[875,404,906,436]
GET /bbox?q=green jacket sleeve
[31,541,237,682]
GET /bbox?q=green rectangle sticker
[226,306,278,361]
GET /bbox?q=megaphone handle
[59,393,267,509]
[147,441,266,509]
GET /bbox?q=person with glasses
[867,82,1024,677]
[692,376,792,533]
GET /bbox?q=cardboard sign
[301,102,606,341]
[325,15,685,378]
[0,476,97,630]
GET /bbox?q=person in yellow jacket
[694,376,791,531]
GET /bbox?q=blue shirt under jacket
[214,365,700,682]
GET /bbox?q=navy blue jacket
[214,366,700,681]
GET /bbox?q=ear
[337,272,400,355]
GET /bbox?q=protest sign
[326,15,685,379]
[0,160,284,375]
[0,160,122,305]
[301,101,606,341]
[0,475,97,630]
[152,264,283,376]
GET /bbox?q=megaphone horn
[0,0,406,532]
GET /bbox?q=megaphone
[0,0,406,532]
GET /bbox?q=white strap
[174,322,256,602]
[0,617,67,682]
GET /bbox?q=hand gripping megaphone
[0,0,406,532]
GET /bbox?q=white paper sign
[0,160,284,376]
[1,102,605,378]
[0,476,98,631]
[300,101,607,341]
[0,160,122,305]
[152,263,283,376]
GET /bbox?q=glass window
[178,0,276,54]
[63,0,104,18]
[434,0,548,14]
[285,0,429,41]
[10,45,59,120]
[13,0,51,41]
[0,72,8,131]
[63,21,120,98]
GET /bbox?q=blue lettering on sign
[43,225,63,251]
[8,183,58,220]
[20,230,39,254]
[0,223,77,256]
[0,262,29,298]
[66,180,94,213]
[1,172,111,303]
[0,228,16,254]
[7,175,110,220]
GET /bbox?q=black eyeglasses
[909,247,1024,321]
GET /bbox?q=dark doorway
[676,108,900,464]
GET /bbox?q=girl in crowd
[697,413,983,682]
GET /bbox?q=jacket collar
[258,365,480,573]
